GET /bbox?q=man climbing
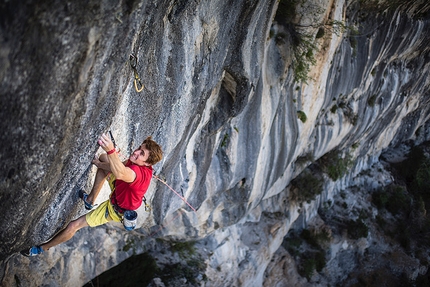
[21,133,163,256]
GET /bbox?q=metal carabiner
[133,71,144,92]
[129,54,137,69]
[144,203,152,212]
[129,54,144,92]
[142,196,151,212]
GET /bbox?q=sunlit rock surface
[1,0,430,286]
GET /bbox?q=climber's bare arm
[97,134,136,183]
[92,154,112,172]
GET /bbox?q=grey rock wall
[1,0,430,286]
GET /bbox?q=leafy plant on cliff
[283,228,330,280]
[415,162,430,188]
[274,0,351,82]
[319,150,353,181]
[171,241,196,259]
[297,110,307,123]
[161,260,206,285]
[295,152,315,167]
[121,238,136,254]
[372,144,430,268]
[220,133,229,148]
[290,168,323,203]
[358,0,422,16]
[346,219,368,239]
[159,240,207,285]
[330,105,338,113]
[274,0,318,82]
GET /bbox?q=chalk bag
[123,210,138,231]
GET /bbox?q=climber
[20,133,163,257]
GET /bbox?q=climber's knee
[67,215,89,233]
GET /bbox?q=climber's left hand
[98,133,115,152]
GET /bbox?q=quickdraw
[129,54,144,92]
[142,196,151,212]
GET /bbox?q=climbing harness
[129,54,144,92]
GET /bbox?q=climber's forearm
[107,152,136,183]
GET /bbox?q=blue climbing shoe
[78,189,94,210]
[20,246,44,257]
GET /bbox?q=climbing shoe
[78,189,94,210]
[20,246,43,257]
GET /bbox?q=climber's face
[130,144,150,166]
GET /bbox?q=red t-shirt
[112,161,153,210]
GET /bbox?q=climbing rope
[152,174,197,213]
[129,54,144,92]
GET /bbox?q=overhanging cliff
[1,0,430,286]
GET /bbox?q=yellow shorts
[86,199,123,227]
[107,173,116,192]
[85,173,121,227]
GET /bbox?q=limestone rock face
[1,0,430,286]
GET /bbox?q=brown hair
[142,136,163,165]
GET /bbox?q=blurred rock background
[1,0,430,286]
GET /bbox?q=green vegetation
[351,142,359,150]
[274,0,353,82]
[121,238,136,253]
[159,240,206,285]
[319,150,353,181]
[171,241,196,259]
[367,94,377,107]
[297,145,430,285]
[330,105,338,113]
[282,228,330,280]
[354,267,412,287]
[396,147,426,180]
[283,236,302,256]
[290,168,323,203]
[346,219,368,239]
[343,107,358,126]
[274,0,317,82]
[297,110,307,123]
[293,39,317,83]
[373,185,410,215]
[295,152,315,167]
[372,144,430,264]
[358,0,420,15]
[221,133,229,147]
[413,160,430,193]
[161,258,207,285]
[300,228,331,247]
